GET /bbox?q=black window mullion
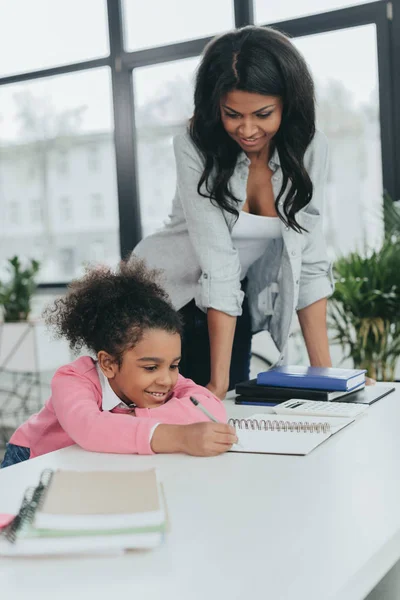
[376,2,396,200]
[390,0,400,200]
[234,0,254,27]
[107,0,142,259]
[0,57,110,86]
[122,38,212,69]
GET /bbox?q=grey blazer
[134,129,334,360]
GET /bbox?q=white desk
[1,385,400,600]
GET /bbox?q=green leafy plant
[329,193,400,381]
[0,256,40,322]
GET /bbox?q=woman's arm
[174,134,243,316]
[297,297,332,367]
[297,132,334,312]
[296,131,334,367]
[298,298,376,383]
[206,308,237,398]
[173,134,245,397]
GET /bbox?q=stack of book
[235,366,367,406]
[0,468,167,556]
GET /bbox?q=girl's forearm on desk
[150,424,184,453]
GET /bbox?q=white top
[1,383,399,600]
[96,362,131,411]
[232,210,282,278]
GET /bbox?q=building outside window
[88,146,100,172]
[56,149,69,176]
[59,247,75,277]
[59,196,72,222]
[8,201,20,225]
[31,199,42,224]
[91,193,104,219]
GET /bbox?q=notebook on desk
[235,379,365,402]
[35,469,164,530]
[0,468,167,556]
[334,384,395,405]
[229,413,355,455]
[256,366,366,391]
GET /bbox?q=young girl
[0,260,237,468]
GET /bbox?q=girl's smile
[144,390,170,402]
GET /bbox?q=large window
[0,0,109,77]
[295,24,383,258]
[255,0,379,25]
[123,0,234,51]
[0,0,398,286]
[133,57,199,236]
[0,68,119,283]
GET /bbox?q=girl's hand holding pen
[180,422,237,456]
[150,395,238,456]
[151,422,238,456]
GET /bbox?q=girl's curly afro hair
[44,258,182,365]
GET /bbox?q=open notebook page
[230,414,354,455]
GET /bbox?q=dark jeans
[178,292,252,391]
[0,443,30,469]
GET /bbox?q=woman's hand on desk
[366,377,376,385]
[151,422,237,456]
[206,381,229,400]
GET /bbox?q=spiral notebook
[0,469,166,556]
[229,413,355,455]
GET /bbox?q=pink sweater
[10,356,227,458]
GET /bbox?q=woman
[134,26,334,399]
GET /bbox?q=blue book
[256,366,366,392]
[235,396,282,407]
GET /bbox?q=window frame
[0,0,398,288]
[258,1,397,209]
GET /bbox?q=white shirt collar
[237,146,280,169]
[96,362,129,411]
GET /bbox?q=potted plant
[329,194,400,381]
[0,257,73,445]
[0,256,42,374]
[0,256,70,374]
[0,256,40,322]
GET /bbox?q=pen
[189,396,219,422]
[189,396,243,448]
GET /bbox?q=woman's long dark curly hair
[43,259,182,366]
[191,26,316,232]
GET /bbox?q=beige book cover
[35,469,164,530]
